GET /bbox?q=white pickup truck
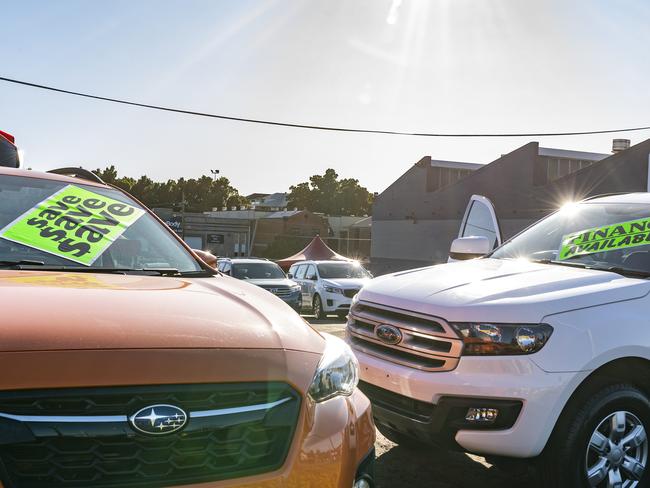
[349,193,650,487]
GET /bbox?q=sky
[1,0,650,196]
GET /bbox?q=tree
[287,169,373,215]
[93,166,248,212]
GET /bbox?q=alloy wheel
[586,410,648,487]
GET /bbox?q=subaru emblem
[129,404,187,435]
[375,324,403,345]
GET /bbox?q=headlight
[308,334,359,402]
[324,286,344,294]
[290,285,301,292]
[451,323,553,356]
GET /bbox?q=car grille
[258,285,296,298]
[343,288,360,299]
[0,383,300,488]
[347,301,463,371]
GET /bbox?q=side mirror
[287,273,294,279]
[193,249,217,268]
[448,236,491,262]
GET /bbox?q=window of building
[544,157,594,184]
[426,167,474,192]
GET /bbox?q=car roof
[291,260,353,266]
[0,166,109,189]
[228,258,275,264]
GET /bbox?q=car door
[303,264,318,303]
[292,264,307,300]
[458,195,502,249]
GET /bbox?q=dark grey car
[217,258,302,311]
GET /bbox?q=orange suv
[0,167,375,488]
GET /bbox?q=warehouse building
[371,138,650,274]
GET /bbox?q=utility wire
[2,75,650,138]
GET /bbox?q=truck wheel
[376,423,429,451]
[312,295,326,320]
[540,383,650,487]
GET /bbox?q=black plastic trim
[359,381,522,450]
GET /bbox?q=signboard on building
[207,233,225,244]
[165,216,183,235]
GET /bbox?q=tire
[312,295,326,320]
[539,383,650,487]
[376,423,430,451]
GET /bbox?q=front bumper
[219,389,375,488]
[353,346,586,458]
[0,349,375,488]
[279,292,302,311]
[322,292,353,313]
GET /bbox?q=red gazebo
[276,236,350,271]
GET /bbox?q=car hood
[321,278,369,289]
[244,278,298,288]
[360,258,650,323]
[0,271,324,353]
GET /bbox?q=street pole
[181,190,186,240]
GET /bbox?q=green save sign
[559,217,650,261]
[0,185,145,265]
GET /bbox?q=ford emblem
[129,404,187,435]
[375,324,403,345]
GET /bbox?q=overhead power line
[2,75,650,138]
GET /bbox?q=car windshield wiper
[0,259,46,268]
[530,259,650,278]
[6,265,180,275]
[529,259,589,269]
[6,265,217,277]
[588,266,650,279]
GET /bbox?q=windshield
[491,201,650,273]
[317,262,370,279]
[231,262,285,279]
[0,175,202,273]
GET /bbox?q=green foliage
[93,165,248,212]
[286,169,373,216]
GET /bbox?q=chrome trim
[0,397,293,424]
[190,397,291,418]
[348,300,463,372]
[0,412,126,423]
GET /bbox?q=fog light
[465,407,499,423]
[353,477,372,488]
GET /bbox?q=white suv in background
[349,193,650,487]
[289,260,372,319]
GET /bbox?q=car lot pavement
[305,315,536,487]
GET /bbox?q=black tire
[539,383,650,487]
[312,295,326,320]
[376,423,430,451]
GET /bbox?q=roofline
[429,159,483,170]
[538,147,609,161]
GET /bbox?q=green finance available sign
[0,185,144,265]
[559,217,650,261]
